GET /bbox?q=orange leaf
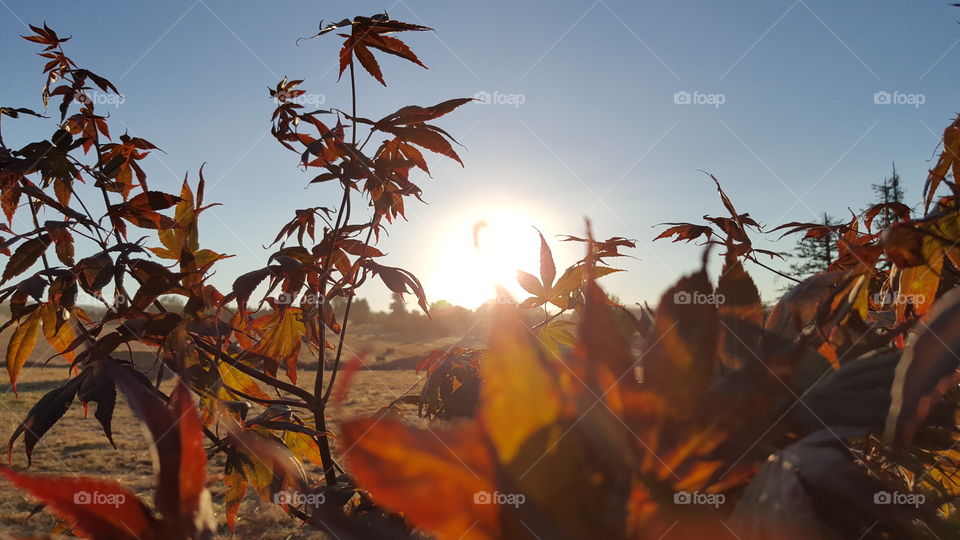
[223,464,247,532]
[340,418,498,539]
[0,466,156,539]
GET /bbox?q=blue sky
[2,1,960,310]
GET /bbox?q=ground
[0,324,468,539]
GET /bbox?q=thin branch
[747,254,801,284]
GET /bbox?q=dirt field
[0,325,469,539]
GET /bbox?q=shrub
[4,12,960,540]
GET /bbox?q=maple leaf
[6,371,214,538]
[5,306,42,393]
[97,134,158,198]
[308,14,432,86]
[250,307,305,383]
[340,265,759,539]
[654,222,714,243]
[923,114,960,213]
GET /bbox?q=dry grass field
[0,324,470,539]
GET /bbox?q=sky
[2,1,960,310]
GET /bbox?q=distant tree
[350,298,371,324]
[156,294,186,312]
[867,162,905,231]
[430,299,453,311]
[332,296,348,320]
[788,212,841,279]
[331,296,371,325]
[389,292,407,316]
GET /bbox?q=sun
[426,207,546,309]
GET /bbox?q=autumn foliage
[2,13,960,540]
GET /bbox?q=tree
[0,15,472,537]
[389,291,407,316]
[332,296,371,325]
[788,212,841,279]
[350,297,372,324]
[868,162,905,231]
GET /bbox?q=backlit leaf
[340,418,498,539]
[6,307,42,391]
[250,307,305,383]
[480,305,562,464]
[643,267,718,418]
[0,466,156,540]
[2,234,49,283]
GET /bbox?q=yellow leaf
[250,308,304,383]
[283,431,324,468]
[551,265,583,297]
[218,360,270,401]
[195,248,227,268]
[235,448,274,501]
[537,319,576,358]
[6,308,43,391]
[40,303,76,362]
[896,236,943,323]
[221,419,307,508]
[147,246,178,260]
[480,306,562,464]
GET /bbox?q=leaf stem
[747,254,801,284]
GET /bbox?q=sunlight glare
[427,208,544,309]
